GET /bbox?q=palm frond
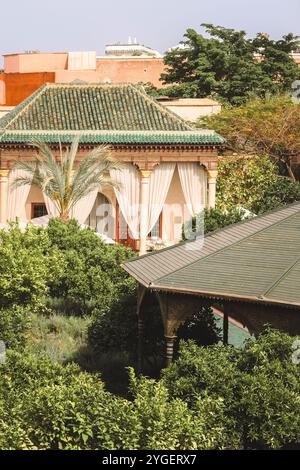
[12,176,36,189]
[69,172,119,208]
[10,138,122,220]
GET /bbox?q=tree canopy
[160,25,300,105]
[202,95,300,180]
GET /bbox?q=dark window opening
[31,203,48,219]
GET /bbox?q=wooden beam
[223,305,229,345]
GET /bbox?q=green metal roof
[0,83,224,146]
[123,203,300,308]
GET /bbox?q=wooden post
[137,316,144,374]
[165,335,176,368]
[136,285,146,374]
[223,305,229,345]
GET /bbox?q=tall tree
[202,95,300,180]
[12,137,120,222]
[161,25,300,105]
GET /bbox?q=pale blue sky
[0,0,299,64]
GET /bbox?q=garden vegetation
[0,219,299,449]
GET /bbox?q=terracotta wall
[4,53,68,73]
[4,72,56,106]
[96,58,165,88]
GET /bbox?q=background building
[0,39,165,106]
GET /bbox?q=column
[139,169,151,256]
[208,170,218,209]
[165,335,177,368]
[0,170,9,224]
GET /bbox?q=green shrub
[0,351,228,450]
[237,329,300,449]
[46,219,136,314]
[175,307,221,348]
[127,369,229,450]
[0,305,31,350]
[0,350,135,450]
[250,176,300,214]
[88,293,138,358]
[216,156,300,214]
[0,224,64,311]
[163,329,300,449]
[182,207,247,240]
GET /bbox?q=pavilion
[0,82,224,254]
[123,202,300,367]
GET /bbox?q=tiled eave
[146,284,300,311]
[0,129,225,148]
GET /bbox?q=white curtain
[110,164,140,239]
[71,189,99,225]
[43,193,59,218]
[147,163,176,235]
[177,163,207,216]
[7,168,33,221]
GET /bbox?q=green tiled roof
[0,83,224,145]
[123,203,300,308]
[0,130,224,145]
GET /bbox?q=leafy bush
[182,207,247,240]
[46,219,135,314]
[250,176,300,214]
[88,293,138,358]
[0,350,135,450]
[163,329,300,449]
[175,308,221,348]
[0,351,229,450]
[216,156,300,214]
[0,224,64,311]
[0,305,31,350]
[88,292,166,379]
[127,369,229,450]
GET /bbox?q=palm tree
[12,137,120,222]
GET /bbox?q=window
[31,203,48,219]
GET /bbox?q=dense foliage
[0,220,134,316]
[203,95,300,179]
[0,305,31,350]
[46,219,135,314]
[0,330,299,449]
[163,329,300,449]
[182,207,247,241]
[0,219,300,450]
[0,223,64,311]
[216,156,300,213]
[0,351,227,450]
[160,25,300,105]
